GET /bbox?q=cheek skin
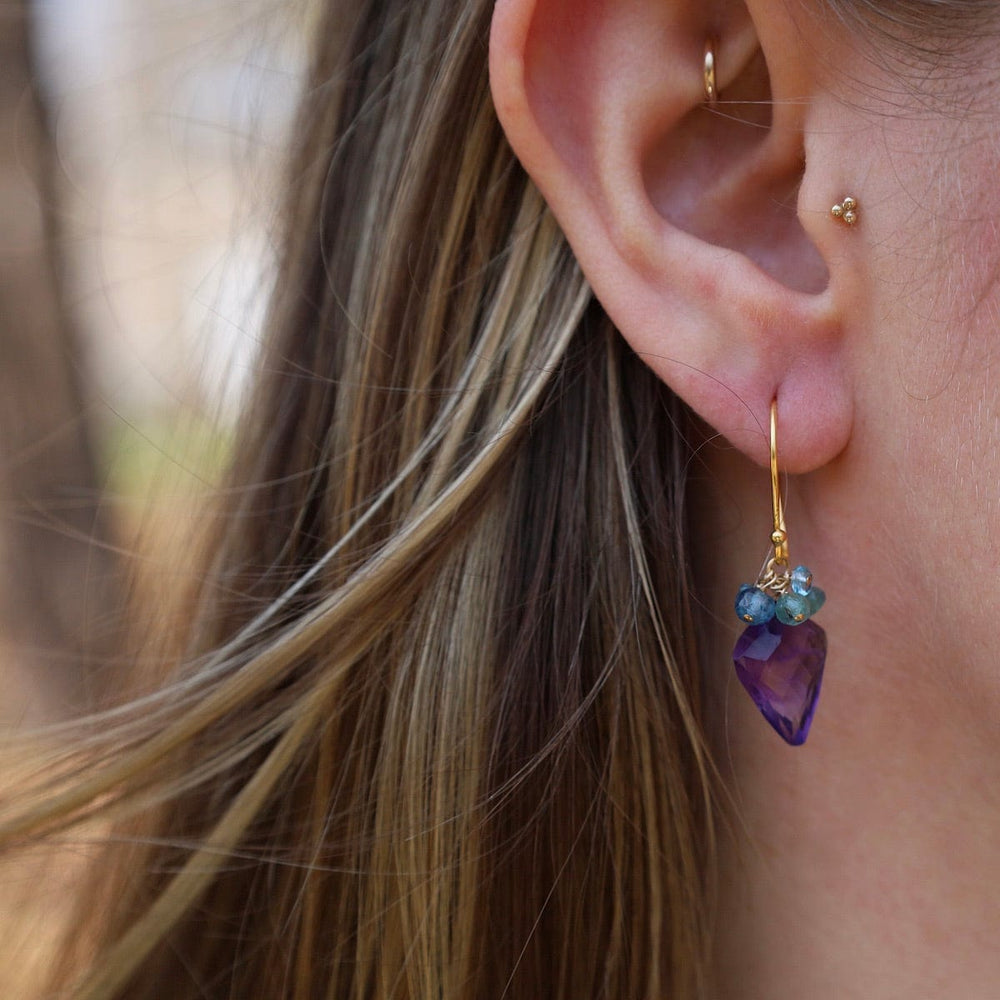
[868,118,1000,457]
[844,101,1000,682]
[710,23,1000,996]
[795,17,1000,692]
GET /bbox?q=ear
[488,0,853,470]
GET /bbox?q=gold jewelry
[769,399,788,568]
[831,195,859,226]
[731,398,828,746]
[703,38,718,104]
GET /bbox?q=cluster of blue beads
[734,565,825,627]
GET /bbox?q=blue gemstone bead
[806,586,826,615]
[776,591,811,625]
[735,584,776,625]
[790,565,813,596]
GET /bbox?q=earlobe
[489,0,853,472]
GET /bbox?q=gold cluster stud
[831,195,858,226]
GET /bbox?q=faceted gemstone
[790,565,813,596]
[807,586,826,615]
[776,591,810,625]
[734,584,775,625]
[732,618,827,745]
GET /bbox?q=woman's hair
[4,0,994,997]
[9,1,712,996]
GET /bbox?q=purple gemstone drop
[732,618,827,746]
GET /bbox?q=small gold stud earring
[831,196,859,226]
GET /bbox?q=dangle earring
[731,400,827,745]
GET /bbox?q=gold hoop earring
[731,399,828,745]
[703,38,719,104]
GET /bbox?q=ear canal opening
[642,48,829,295]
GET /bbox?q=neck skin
[694,436,1000,999]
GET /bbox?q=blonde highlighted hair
[4,0,719,995]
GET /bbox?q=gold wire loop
[769,399,788,566]
[703,38,718,104]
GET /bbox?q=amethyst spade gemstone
[732,617,827,745]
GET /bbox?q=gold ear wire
[769,398,788,567]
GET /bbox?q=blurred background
[2,0,310,722]
[0,6,310,988]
